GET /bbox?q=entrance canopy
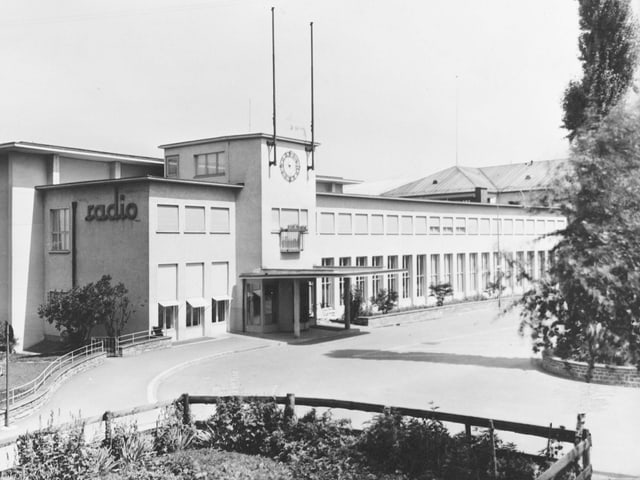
[239,266,407,280]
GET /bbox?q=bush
[429,282,454,306]
[371,289,398,314]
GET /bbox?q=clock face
[279,150,301,182]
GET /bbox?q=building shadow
[326,349,540,371]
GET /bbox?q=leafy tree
[562,0,638,140]
[0,321,16,354]
[519,103,640,368]
[345,286,365,323]
[37,275,134,347]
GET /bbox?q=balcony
[279,225,307,253]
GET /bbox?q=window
[158,304,177,330]
[456,253,465,294]
[210,207,230,233]
[356,256,367,299]
[372,256,383,296]
[185,206,206,233]
[515,219,525,235]
[339,257,351,305]
[195,151,226,176]
[525,220,535,235]
[469,253,478,291]
[467,218,479,235]
[415,216,427,235]
[371,215,384,234]
[386,215,399,235]
[516,251,525,286]
[491,218,500,235]
[319,212,335,234]
[479,218,490,235]
[493,252,501,283]
[337,213,352,234]
[401,216,413,235]
[165,155,179,178]
[527,251,535,281]
[212,299,228,323]
[455,218,466,234]
[157,205,179,232]
[281,209,300,228]
[442,217,454,234]
[538,251,546,278]
[186,300,204,327]
[546,220,556,233]
[50,208,70,251]
[354,214,368,234]
[416,255,426,297]
[321,258,334,308]
[443,254,452,286]
[481,253,490,290]
[402,255,412,299]
[273,208,308,231]
[430,254,440,287]
[536,220,546,235]
[271,209,280,231]
[503,219,514,235]
[387,256,398,293]
[157,264,178,330]
[429,217,441,234]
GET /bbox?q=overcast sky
[2,0,634,182]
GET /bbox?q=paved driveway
[154,304,640,478]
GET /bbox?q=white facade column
[293,279,300,338]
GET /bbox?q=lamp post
[4,321,9,427]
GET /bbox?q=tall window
[443,254,452,286]
[321,258,334,308]
[416,255,426,297]
[157,264,178,330]
[442,217,454,235]
[516,251,525,287]
[429,217,441,234]
[50,208,70,251]
[527,251,535,282]
[355,256,367,299]
[401,255,412,299]
[456,253,465,294]
[339,257,351,305]
[158,304,177,330]
[186,263,204,327]
[372,256,383,296]
[481,253,490,290]
[165,155,179,178]
[195,151,225,176]
[186,301,204,327]
[212,299,228,323]
[493,252,501,283]
[538,251,546,279]
[387,256,398,293]
[469,253,478,291]
[430,254,440,287]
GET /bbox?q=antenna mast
[306,21,315,171]
[269,7,277,167]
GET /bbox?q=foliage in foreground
[5,398,578,480]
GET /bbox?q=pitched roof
[382,159,565,197]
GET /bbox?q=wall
[9,152,48,349]
[541,353,640,388]
[59,157,110,183]
[148,181,237,340]
[43,182,151,339]
[0,156,8,326]
[121,162,162,178]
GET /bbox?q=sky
[0,0,633,182]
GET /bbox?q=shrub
[371,289,398,314]
[153,402,198,455]
[429,282,454,306]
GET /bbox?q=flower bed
[541,351,640,388]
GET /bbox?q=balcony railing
[279,225,306,253]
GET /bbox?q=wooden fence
[0,393,592,479]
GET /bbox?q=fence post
[489,419,498,480]
[465,423,472,442]
[284,393,296,423]
[103,411,112,446]
[181,393,191,425]
[582,429,591,472]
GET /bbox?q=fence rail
[0,341,105,414]
[92,329,163,357]
[0,393,592,480]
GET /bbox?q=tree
[562,0,638,140]
[38,275,134,347]
[519,103,640,368]
[371,289,398,314]
[429,282,453,307]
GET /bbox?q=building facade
[0,134,564,350]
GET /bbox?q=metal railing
[0,340,105,412]
[92,329,165,357]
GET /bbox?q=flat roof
[159,132,320,149]
[240,266,407,280]
[0,141,163,165]
[316,174,362,185]
[35,175,244,191]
